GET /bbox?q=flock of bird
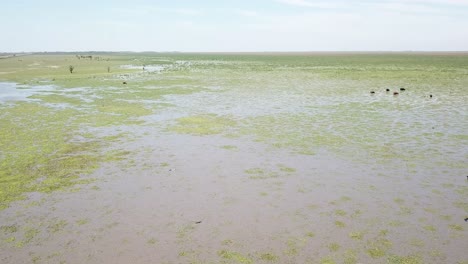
[370,87,432,98]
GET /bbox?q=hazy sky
[1,0,468,52]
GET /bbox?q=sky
[1,0,468,52]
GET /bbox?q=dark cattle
[123,81,127,85]
[430,94,433,98]
[393,92,399,95]
[370,91,375,94]
[400,88,406,91]
[386,88,390,92]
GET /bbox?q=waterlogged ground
[0,53,467,264]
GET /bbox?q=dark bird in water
[400,88,406,91]
[386,88,390,92]
[370,91,375,94]
[393,92,399,95]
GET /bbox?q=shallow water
[0,82,55,103]
[0,54,467,264]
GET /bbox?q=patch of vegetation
[453,201,468,213]
[398,206,413,215]
[388,220,405,227]
[350,210,362,218]
[76,219,89,225]
[217,250,253,264]
[221,145,237,150]
[343,249,358,264]
[448,224,463,231]
[335,209,347,216]
[340,196,352,202]
[387,254,423,264]
[0,225,18,234]
[29,93,84,105]
[366,238,392,258]
[328,243,341,252]
[320,256,336,264]
[409,238,424,247]
[422,225,436,232]
[394,198,405,204]
[147,238,157,244]
[221,239,233,245]
[48,219,68,233]
[245,168,264,174]
[284,237,307,256]
[335,221,346,228]
[244,168,278,180]
[0,103,101,209]
[177,224,195,239]
[168,114,236,136]
[15,227,40,247]
[349,231,364,240]
[278,165,296,173]
[259,252,279,262]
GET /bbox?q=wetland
[0,52,467,263]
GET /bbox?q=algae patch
[168,114,236,135]
[0,101,132,210]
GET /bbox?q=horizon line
[2,50,468,55]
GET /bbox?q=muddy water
[1,131,466,263]
[1,57,467,264]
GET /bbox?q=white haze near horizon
[1,0,468,52]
